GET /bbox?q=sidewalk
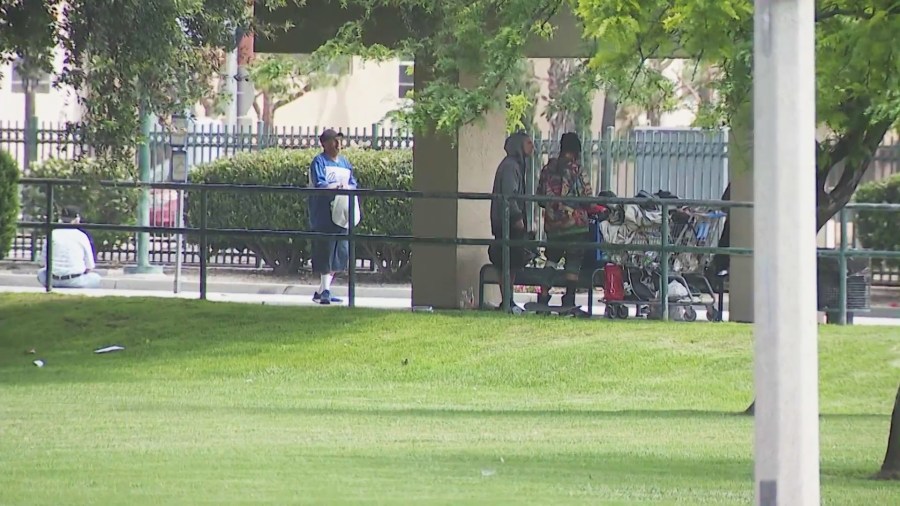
[0,265,411,299]
[2,262,898,323]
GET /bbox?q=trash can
[817,251,871,323]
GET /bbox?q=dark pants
[488,228,529,307]
[488,228,529,271]
[311,222,349,274]
[545,230,590,276]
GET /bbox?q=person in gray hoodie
[488,131,534,312]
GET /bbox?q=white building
[0,48,83,125]
[1,53,698,132]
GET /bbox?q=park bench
[477,263,604,313]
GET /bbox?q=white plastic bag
[331,194,361,229]
[667,280,690,300]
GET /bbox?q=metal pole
[23,92,36,173]
[137,109,151,267]
[753,0,820,504]
[838,208,848,324]
[371,123,380,150]
[500,195,511,313]
[602,126,614,192]
[660,202,669,321]
[44,182,53,293]
[173,189,185,293]
[129,107,159,274]
[199,188,208,300]
[225,48,238,127]
[235,19,255,129]
[348,190,357,308]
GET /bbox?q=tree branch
[815,117,893,229]
[816,5,900,22]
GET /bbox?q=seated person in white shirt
[37,206,102,289]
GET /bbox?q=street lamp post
[169,113,190,293]
[125,107,163,274]
[752,0,820,504]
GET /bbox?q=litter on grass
[94,345,125,354]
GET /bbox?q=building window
[398,60,414,99]
[11,59,51,94]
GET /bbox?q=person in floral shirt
[537,132,605,307]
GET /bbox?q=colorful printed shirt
[537,156,595,234]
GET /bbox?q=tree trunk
[262,93,275,127]
[877,383,900,480]
[600,94,617,133]
[546,58,577,139]
[647,107,662,127]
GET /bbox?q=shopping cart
[598,205,726,321]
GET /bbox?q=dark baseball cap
[60,205,81,220]
[319,129,344,143]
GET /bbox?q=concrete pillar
[411,67,506,309]
[729,102,754,322]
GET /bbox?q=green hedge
[187,148,412,277]
[855,173,900,267]
[24,158,139,251]
[0,150,19,259]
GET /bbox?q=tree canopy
[0,0,257,157]
[3,0,897,215]
[575,0,900,227]
[310,0,898,226]
[248,53,351,125]
[304,0,568,135]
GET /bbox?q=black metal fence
[14,177,900,323]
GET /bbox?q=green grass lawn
[0,293,898,505]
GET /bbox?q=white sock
[321,273,333,293]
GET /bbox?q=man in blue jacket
[308,129,358,304]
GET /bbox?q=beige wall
[1,52,705,133]
[220,56,703,132]
[205,57,408,130]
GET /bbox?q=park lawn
[0,294,898,505]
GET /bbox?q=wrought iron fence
[2,121,899,284]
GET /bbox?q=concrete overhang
[254,1,594,58]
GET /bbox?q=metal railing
[6,122,900,281]
[15,177,900,323]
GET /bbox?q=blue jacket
[308,153,358,231]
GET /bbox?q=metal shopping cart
[598,204,726,321]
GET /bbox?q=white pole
[753,0,820,505]
[225,48,238,127]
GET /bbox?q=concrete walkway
[2,272,898,326]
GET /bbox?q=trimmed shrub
[855,173,900,267]
[23,158,139,251]
[187,148,412,277]
[0,150,19,259]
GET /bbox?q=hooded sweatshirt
[490,132,531,237]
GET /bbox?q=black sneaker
[313,291,343,304]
